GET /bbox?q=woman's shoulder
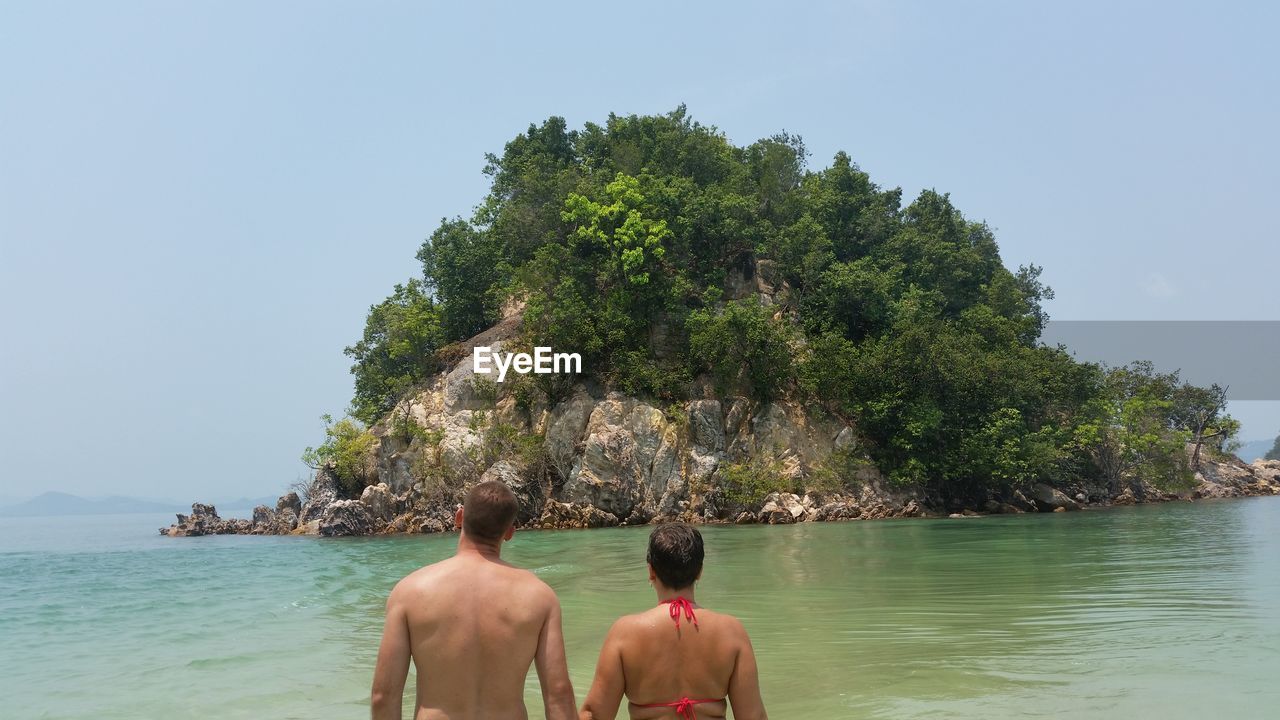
[611,604,749,634]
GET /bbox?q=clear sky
[2,1,1277,502]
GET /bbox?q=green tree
[302,415,379,497]
[345,280,442,425]
[417,219,503,342]
[1169,382,1236,469]
[562,173,671,288]
[688,300,795,401]
[1072,363,1194,494]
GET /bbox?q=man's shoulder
[388,558,453,597]
[505,565,558,602]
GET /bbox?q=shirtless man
[579,523,767,720]
[371,480,577,720]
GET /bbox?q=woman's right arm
[726,620,768,720]
[579,620,627,720]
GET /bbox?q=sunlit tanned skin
[580,525,767,720]
[370,481,577,720]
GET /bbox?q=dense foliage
[338,107,1237,503]
[1265,435,1280,461]
[302,415,378,497]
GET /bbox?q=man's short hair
[462,480,518,541]
[646,523,704,590]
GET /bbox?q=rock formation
[163,314,1280,538]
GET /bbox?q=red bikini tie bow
[672,697,697,719]
[665,596,698,629]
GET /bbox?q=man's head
[459,480,518,543]
[646,522,704,590]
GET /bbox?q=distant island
[1236,438,1276,463]
[1,491,276,518]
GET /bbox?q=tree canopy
[338,107,1238,503]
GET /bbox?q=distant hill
[1236,439,1276,464]
[0,492,184,517]
[218,495,279,509]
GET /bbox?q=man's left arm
[371,585,411,720]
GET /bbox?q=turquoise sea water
[2,498,1278,719]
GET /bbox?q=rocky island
[164,109,1278,538]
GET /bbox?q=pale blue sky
[1,1,1277,501]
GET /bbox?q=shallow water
[1,498,1278,719]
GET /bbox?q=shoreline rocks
[161,454,1280,538]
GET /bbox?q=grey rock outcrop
[1030,483,1081,512]
[318,500,376,537]
[537,501,619,529]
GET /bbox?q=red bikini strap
[662,596,698,629]
[635,697,721,719]
[671,697,697,719]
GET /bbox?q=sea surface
[2,498,1278,719]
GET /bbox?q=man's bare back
[372,483,576,720]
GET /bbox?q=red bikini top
[637,597,719,718]
[661,596,699,629]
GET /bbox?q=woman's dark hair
[646,523,704,589]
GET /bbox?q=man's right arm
[726,619,767,720]
[534,590,577,720]
[371,583,412,720]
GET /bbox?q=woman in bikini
[579,523,768,720]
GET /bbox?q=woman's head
[646,523,704,590]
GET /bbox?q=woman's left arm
[579,620,627,720]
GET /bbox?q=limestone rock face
[359,483,401,528]
[563,393,678,519]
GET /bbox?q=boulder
[250,504,277,535]
[276,508,299,533]
[1008,489,1038,513]
[984,500,1022,514]
[385,512,448,534]
[359,483,401,525]
[318,500,376,537]
[815,498,861,521]
[537,501,619,529]
[899,499,924,518]
[276,491,302,516]
[759,492,804,524]
[1029,483,1080,512]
